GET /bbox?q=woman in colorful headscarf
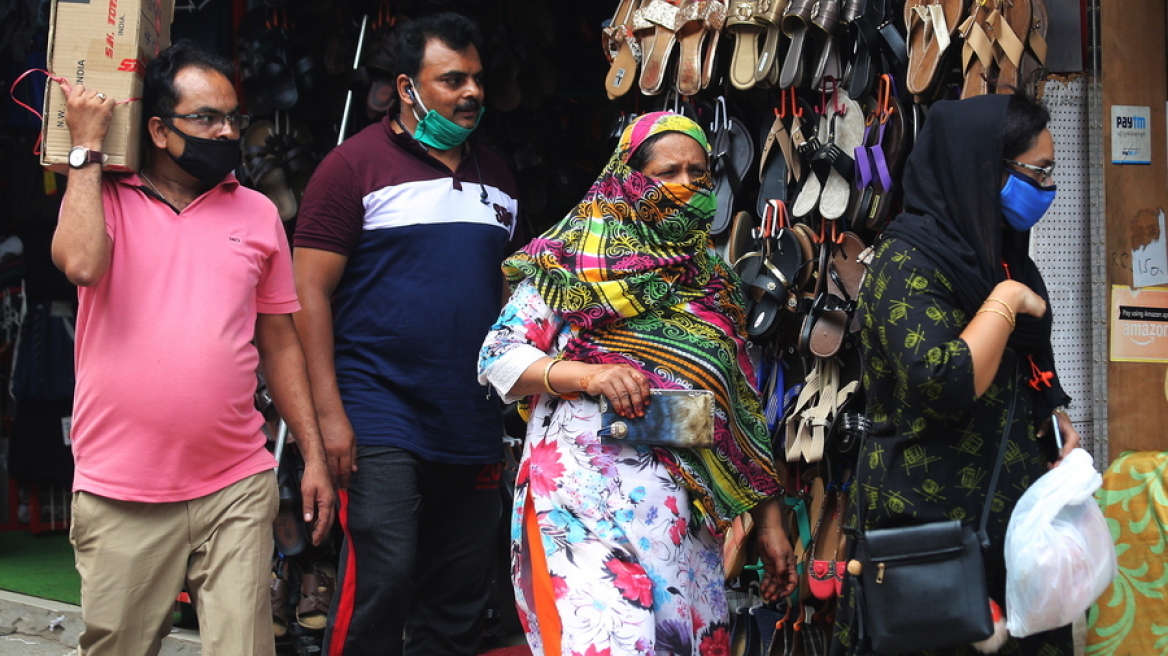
[831,94,1081,655]
[478,112,795,655]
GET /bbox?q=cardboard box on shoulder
[41,0,175,173]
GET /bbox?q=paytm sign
[1111,105,1152,165]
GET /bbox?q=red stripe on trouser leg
[327,489,358,656]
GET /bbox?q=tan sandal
[904,0,966,98]
[603,0,644,99]
[992,0,1030,92]
[958,0,995,98]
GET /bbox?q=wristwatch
[68,146,106,169]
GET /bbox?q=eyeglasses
[162,112,251,131]
[1004,159,1055,185]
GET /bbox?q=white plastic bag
[1004,447,1117,637]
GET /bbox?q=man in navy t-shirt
[292,12,519,656]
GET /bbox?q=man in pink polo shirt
[53,40,334,656]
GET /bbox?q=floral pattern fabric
[831,238,1073,656]
[481,281,732,656]
[1087,451,1168,656]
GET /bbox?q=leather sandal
[1019,0,1048,93]
[603,0,644,98]
[296,562,336,630]
[992,0,1031,93]
[757,112,791,216]
[904,0,965,98]
[958,0,995,98]
[271,558,294,637]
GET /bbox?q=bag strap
[976,363,1020,550]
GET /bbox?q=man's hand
[319,411,358,489]
[65,83,114,150]
[299,460,336,545]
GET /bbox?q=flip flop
[727,209,758,266]
[816,89,864,220]
[958,0,994,98]
[866,90,908,230]
[603,0,644,99]
[727,0,765,90]
[676,0,727,96]
[904,0,965,98]
[709,98,755,235]
[757,113,790,217]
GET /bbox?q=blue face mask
[1001,168,1057,231]
[407,80,484,151]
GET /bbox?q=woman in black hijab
[833,93,1080,655]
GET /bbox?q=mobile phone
[1050,412,1064,452]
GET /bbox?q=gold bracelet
[976,307,1015,329]
[542,359,562,396]
[1053,406,1069,416]
[985,297,1016,323]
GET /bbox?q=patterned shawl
[503,112,780,531]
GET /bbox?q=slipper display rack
[599,0,1055,649]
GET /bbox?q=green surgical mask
[407,80,484,151]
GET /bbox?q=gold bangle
[976,307,1015,329]
[542,359,562,396]
[1053,407,1069,416]
[985,297,1016,322]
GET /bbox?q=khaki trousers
[71,470,278,656]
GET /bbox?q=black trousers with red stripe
[324,445,502,656]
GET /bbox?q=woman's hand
[991,280,1047,319]
[582,363,650,418]
[750,499,798,602]
[1039,410,1081,468]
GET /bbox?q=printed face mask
[165,121,241,187]
[408,80,484,151]
[1001,168,1057,232]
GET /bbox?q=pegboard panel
[1032,76,1097,453]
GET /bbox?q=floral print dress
[480,280,732,656]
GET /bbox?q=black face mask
[164,121,241,187]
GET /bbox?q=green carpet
[0,531,80,605]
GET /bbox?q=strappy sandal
[296,562,336,630]
[741,201,801,340]
[904,0,965,98]
[958,0,995,98]
[792,85,862,221]
[603,0,644,98]
[808,480,842,599]
[992,0,1031,92]
[271,558,294,637]
[801,229,866,359]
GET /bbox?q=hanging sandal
[635,0,686,95]
[958,0,995,98]
[992,0,1031,93]
[676,0,727,95]
[1019,0,1048,94]
[603,0,644,98]
[904,0,965,98]
[727,0,766,90]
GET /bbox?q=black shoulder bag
[852,379,1018,654]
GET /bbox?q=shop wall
[1102,0,1168,455]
